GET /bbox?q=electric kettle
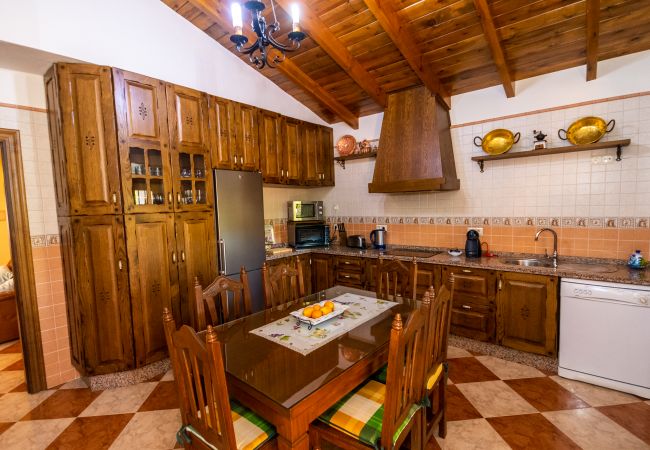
[369,228,387,250]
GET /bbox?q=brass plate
[474,129,520,155]
[560,116,615,145]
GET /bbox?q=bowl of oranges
[290,300,349,329]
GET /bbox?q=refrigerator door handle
[218,239,227,275]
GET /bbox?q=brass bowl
[558,117,615,145]
[474,129,520,155]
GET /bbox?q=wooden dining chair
[162,308,277,450]
[375,257,418,303]
[309,301,429,450]
[421,277,454,443]
[261,258,305,309]
[194,266,252,330]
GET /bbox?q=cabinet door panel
[53,64,121,215]
[126,214,179,366]
[497,273,558,356]
[318,126,334,186]
[259,110,283,183]
[301,123,320,185]
[283,118,302,185]
[209,96,236,169]
[58,220,83,370]
[311,254,333,292]
[114,70,173,214]
[44,67,69,215]
[70,215,133,374]
[237,104,260,171]
[176,212,217,325]
[416,263,440,297]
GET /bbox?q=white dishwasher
[559,278,650,398]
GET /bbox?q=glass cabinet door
[174,151,212,210]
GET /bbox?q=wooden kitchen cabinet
[113,69,173,214]
[301,122,321,186]
[442,265,496,342]
[267,255,313,295]
[318,126,335,186]
[416,263,441,296]
[125,213,179,366]
[166,83,213,211]
[311,254,334,292]
[282,117,303,185]
[208,96,237,170]
[334,256,365,288]
[259,110,284,184]
[175,212,218,325]
[59,215,134,375]
[496,272,558,356]
[44,63,122,216]
[235,103,260,171]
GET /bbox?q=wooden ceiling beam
[362,0,451,109]
[186,0,359,129]
[473,0,515,98]
[586,0,600,81]
[276,0,387,108]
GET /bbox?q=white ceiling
[0,41,79,74]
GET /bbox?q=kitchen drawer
[451,302,495,342]
[335,256,364,271]
[442,266,495,298]
[336,270,363,286]
[453,291,491,309]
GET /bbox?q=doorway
[0,129,47,392]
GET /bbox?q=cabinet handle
[168,192,173,205]
[461,269,472,273]
[344,261,350,264]
[112,192,118,205]
[344,275,351,278]
[498,278,503,290]
[181,251,186,262]
[177,192,181,204]
[239,155,244,165]
[172,252,177,263]
[286,169,289,178]
[461,304,472,310]
[118,259,123,271]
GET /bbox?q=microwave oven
[288,222,330,249]
[287,201,324,222]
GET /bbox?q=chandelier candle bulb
[231,3,243,32]
[291,4,300,30]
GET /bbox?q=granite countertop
[267,244,650,287]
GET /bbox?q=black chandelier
[230,1,306,69]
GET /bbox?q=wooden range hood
[368,86,460,193]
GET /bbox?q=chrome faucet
[535,228,558,268]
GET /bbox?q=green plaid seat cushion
[177,400,275,450]
[318,379,420,449]
[370,364,388,384]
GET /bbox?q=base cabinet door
[175,212,217,325]
[125,214,179,366]
[496,272,558,356]
[311,254,333,292]
[65,215,134,375]
[416,263,441,297]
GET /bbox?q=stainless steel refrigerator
[214,169,267,312]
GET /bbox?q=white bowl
[448,249,463,257]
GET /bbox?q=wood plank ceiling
[162,0,650,127]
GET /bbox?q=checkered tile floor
[0,340,648,449]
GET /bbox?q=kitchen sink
[500,258,555,267]
[381,249,441,258]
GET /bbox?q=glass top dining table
[214,285,412,409]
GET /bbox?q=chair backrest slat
[423,277,454,381]
[194,267,252,329]
[376,257,417,303]
[163,309,238,448]
[262,257,306,309]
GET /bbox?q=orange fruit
[303,307,313,318]
[321,307,332,316]
[324,301,334,310]
[312,310,323,319]
[312,304,321,311]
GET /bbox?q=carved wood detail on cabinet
[236,103,260,172]
[259,110,283,184]
[208,96,237,170]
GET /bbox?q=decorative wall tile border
[31,234,61,248]
[272,216,650,229]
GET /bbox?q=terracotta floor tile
[456,381,538,418]
[0,422,13,435]
[446,346,472,359]
[0,342,21,354]
[0,354,23,371]
[21,388,102,420]
[46,414,133,450]
[487,413,581,450]
[447,357,499,384]
[160,369,174,382]
[505,377,591,412]
[0,371,25,394]
[0,390,55,422]
[59,378,88,390]
[475,355,545,380]
[9,382,27,393]
[138,381,179,412]
[110,409,181,449]
[597,402,650,445]
[445,385,483,422]
[435,418,510,449]
[550,375,642,407]
[0,418,74,448]
[544,408,649,450]
[80,382,157,416]
[2,359,24,371]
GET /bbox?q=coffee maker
[369,228,387,249]
[465,229,482,258]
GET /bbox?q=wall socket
[467,227,483,237]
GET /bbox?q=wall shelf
[334,151,377,169]
[471,139,631,172]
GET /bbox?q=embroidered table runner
[250,293,398,355]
